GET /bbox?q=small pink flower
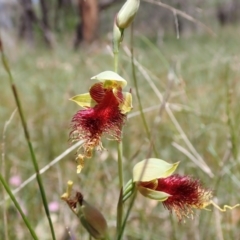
[48,201,59,212]
[9,175,22,187]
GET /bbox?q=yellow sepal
[69,93,97,108]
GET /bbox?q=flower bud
[79,199,108,239]
[116,0,140,29]
[61,181,108,239]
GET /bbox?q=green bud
[116,0,140,29]
[78,199,108,239]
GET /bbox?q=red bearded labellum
[143,174,213,221]
[157,174,212,220]
[70,83,126,157]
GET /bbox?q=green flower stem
[116,186,123,236]
[117,141,124,188]
[130,24,158,157]
[116,130,124,236]
[114,51,119,73]
[118,189,137,240]
[114,46,124,236]
[0,173,38,239]
[1,42,56,240]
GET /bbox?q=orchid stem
[116,184,123,236]
[0,39,56,240]
[114,51,119,73]
[114,45,124,237]
[116,91,124,236]
[117,141,124,188]
[116,139,124,236]
[130,24,158,157]
[118,189,137,240]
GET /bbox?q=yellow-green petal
[91,71,127,88]
[69,93,97,108]
[138,185,170,201]
[119,92,132,114]
[133,158,179,182]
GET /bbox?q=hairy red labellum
[70,83,126,155]
[144,174,212,220]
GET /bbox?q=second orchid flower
[129,158,213,221]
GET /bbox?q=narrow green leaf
[122,180,135,203]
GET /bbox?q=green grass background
[1,25,240,240]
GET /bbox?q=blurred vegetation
[1,1,240,239]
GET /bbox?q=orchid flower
[132,158,213,221]
[70,71,132,172]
